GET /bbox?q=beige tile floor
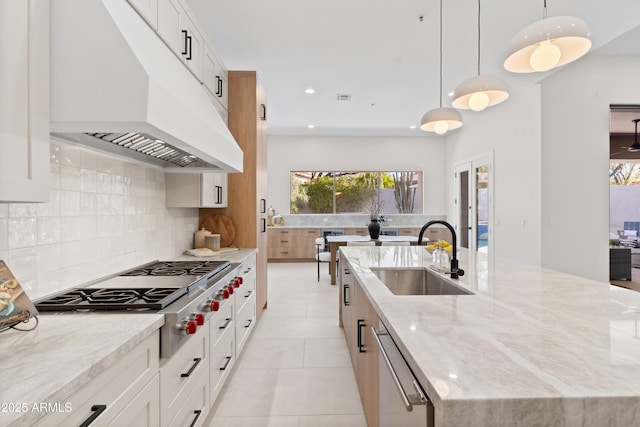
[205,262,367,427]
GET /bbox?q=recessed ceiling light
[305,88,315,94]
[307,124,315,129]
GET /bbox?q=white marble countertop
[0,313,163,427]
[0,248,256,426]
[326,235,419,242]
[340,246,640,426]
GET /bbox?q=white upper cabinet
[203,43,228,111]
[166,173,228,208]
[128,0,158,29]
[0,0,49,202]
[157,0,204,80]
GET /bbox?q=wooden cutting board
[201,215,236,247]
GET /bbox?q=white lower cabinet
[168,371,209,427]
[209,322,235,406]
[33,332,159,427]
[107,374,160,427]
[235,254,257,356]
[160,323,209,426]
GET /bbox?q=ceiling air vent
[336,94,352,101]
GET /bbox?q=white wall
[540,55,640,283]
[446,84,543,265]
[0,141,198,299]
[266,135,448,216]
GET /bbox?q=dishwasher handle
[371,326,415,412]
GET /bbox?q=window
[290,171,422,215]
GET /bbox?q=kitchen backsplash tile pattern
[0,141,198,299]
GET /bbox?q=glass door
[455,154,493,254]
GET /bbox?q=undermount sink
[371,268,474,296]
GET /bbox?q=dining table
[326,235,420,285]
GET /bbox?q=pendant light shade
[504,2,591,73]
[420,0,462,135]
[452,0,509,111]
[420,108,463,134]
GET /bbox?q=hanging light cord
[438,0,443,107]
[477,0,481,76]
[543,0,548,19]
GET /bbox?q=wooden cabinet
[267,228,321,260]
[166,173,227,207]
[34,332,160,427]
[0,0,49,202]
[344,228,368,236]
[398,228,420,236]
[200,71,268,316]
[128,0,158,29]
[422,226,452,243]
[339,254,379,427]
[157,0,204,79]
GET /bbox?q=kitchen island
[340,246,640,426]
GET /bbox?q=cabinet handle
[181,357,202,378]
[216,75,223,97]
[343,284,350,306]
[260,198,266,213]
[260,103,267,120]
[181,30,189,55]
[219,356,232,371]
[245,318,253,328]
[79,404,107,427]
[186,34,192,60]
[244,290,253,298]
[219,318,232,330]
[261,218,266,233]
[189,409,203,427]
[357,319,365,353]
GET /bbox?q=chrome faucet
[417,220,465,279]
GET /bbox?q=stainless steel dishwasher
[371,321,434,427]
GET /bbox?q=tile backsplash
[0,141,198,299]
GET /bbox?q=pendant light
[504,0,591,73]
[452,0,509,111]
[628,119,640,152]
[420,0,462,135]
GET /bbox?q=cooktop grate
[35,287,187,311]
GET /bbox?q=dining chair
[315,237,331,281]
[347,241,376,246]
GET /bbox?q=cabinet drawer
[398,228,418,236]
[34,332,159,427]
[236,268,256,316]
[344,228,368,236]
[209,326,235,407]
[160,325,208,426]
[107,373,160,427]
[168,369,209,427]
[209,298,234,349]
[236,294,256,356]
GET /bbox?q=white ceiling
[186,0,640,136]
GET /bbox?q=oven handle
[219,318,232,330]
[371,327,413,412]
[180,357,202,378]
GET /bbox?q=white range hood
[50,0,243,173]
